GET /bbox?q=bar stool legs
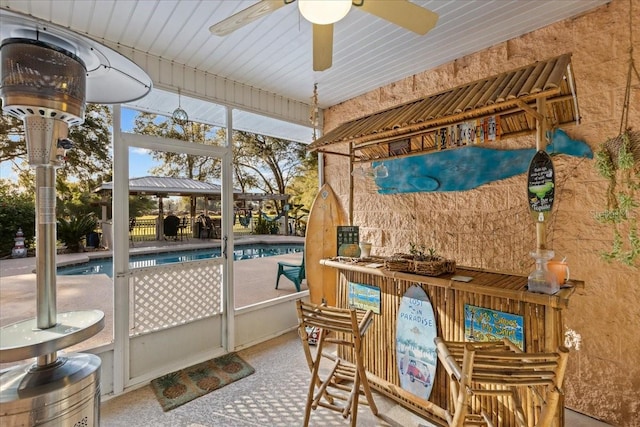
[296,300,378,426]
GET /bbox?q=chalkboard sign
[527,150,555,222]
[337,226,359,256]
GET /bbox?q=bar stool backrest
[435,338,569,427]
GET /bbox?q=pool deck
[0,235,305,364]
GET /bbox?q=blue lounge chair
[275,252,305,292]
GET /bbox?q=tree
[129,110,318,226]
[129,196,157,218]
[287,149,319,211]
[0,104,113,184]
[0,114,24,164]
[133,113,221,180]
[286,152,318,234]
[233,130,308,210]
[1,105,113,254]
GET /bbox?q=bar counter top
[320,257,582,309]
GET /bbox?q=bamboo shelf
[321,258,582,427]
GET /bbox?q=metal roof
[95,176,229,197]
[309,53,579,161]
[94,176,291,201]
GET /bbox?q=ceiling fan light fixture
[298,0,352,25]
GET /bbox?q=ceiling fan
[209,0,438,71]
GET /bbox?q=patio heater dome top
[0,9,152,108]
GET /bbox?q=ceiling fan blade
[357,0,438,35]
[313,24,333,71]
[209,0,288,36]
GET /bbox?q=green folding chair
[275,251,305,292]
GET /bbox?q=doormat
[150,352,255,412]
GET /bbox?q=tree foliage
[233,130,308,210]
[0,114,24,164]
[1,104,113,254]
[133,113,221,180]
[132,112,313,215]
[0,181,35,257]
[1,104,113,184]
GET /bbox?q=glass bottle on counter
[527,249,559,294]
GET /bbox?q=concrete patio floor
[100,330,612,427]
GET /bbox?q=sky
[123,107,161,179]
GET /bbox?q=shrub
[0,187,35,257]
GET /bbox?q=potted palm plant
[57,213,98,253]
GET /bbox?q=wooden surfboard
[396,285,437,401]
[304,183,347,305]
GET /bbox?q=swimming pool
[58,243,303,277]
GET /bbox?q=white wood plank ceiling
[0,0,610,143]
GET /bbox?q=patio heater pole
[34,164,58,364]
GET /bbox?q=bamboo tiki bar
[323,259,581,426]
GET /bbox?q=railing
[129,218,157,241]
[126,216,302,241]
[128,258,224,336]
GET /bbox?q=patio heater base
[0,353,101,426]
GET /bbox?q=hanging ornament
[172,88,189,124]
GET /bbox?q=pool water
[58,244,303,277]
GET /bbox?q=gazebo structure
[94,176,291,243]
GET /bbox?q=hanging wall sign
[464,304,524,351]
[527,150,555,222]
[347,282,381,314]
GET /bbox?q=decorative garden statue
[11,228,27,258]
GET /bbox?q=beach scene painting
[395,286,437,400]
[464,304,524,350]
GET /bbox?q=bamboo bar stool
[295,300,378,426]
[434,338,569,427]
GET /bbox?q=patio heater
[0,10,151,426]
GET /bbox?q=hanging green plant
[594,130,640,266]
[596,2,640,267]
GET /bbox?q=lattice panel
[129,259,223,336]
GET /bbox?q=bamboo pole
[349,142,354,225]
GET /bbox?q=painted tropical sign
[347,282,381,314]
[373,129,591,194]
[527,150,555,222]
[396,286,437,400]
[464,304,524,351]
